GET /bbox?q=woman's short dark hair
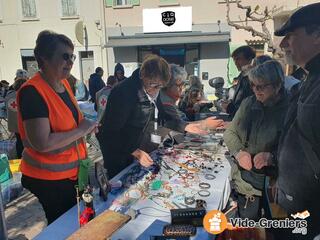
[95,67,103,74]
[34,30,74,69]
[231,46,256,61]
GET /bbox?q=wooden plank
[67,210,131,240]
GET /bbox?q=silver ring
[184,196,195,205]
[199,182,211,189]
[186,174,194,179]
[198,190,210,197]
[178,169,188,175]
[205,173,216,180]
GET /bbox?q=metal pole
[0,184,8,240]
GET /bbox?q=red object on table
[79,207,95,227]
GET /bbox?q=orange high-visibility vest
[17,72,87,180]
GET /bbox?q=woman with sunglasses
[223,60,289,220]
[17,30,98,224]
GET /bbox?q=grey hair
[248,60,284,87]
[165,64,187,89]
[252,55,273,67]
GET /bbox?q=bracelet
[199,182,211,189]
[198,190,210,197]
[205,173,216,180]
[184,196,195,205]
[186,174,194,180]
[178,169,188,175]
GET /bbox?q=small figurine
[79,185,95,227]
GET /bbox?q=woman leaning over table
[223,60,289,220]
[17,30,98,224]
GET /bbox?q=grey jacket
[276,54,320,235]
[224,92,288,195]
[160,90,188,133]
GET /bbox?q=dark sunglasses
[250,82,273,91]
[62,53,76,62]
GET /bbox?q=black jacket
[276,54,320,237]
[227,72,254,118]
[99,69,181,178]
[88,73,105,103]
[114,63,126,82]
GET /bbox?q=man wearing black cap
[273,2,320,239]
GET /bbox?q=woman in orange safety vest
[17,30,98,224]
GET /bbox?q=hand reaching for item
[185,123,208,135]
[203,117,224,129]
[132,149,154,168]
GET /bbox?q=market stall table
[34,134,231,240]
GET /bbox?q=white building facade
[0,0,107,84]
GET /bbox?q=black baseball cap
[274,2,320,36]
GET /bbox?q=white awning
[105,23,231,47]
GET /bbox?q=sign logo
[162,11,176,26]
[203,210,229,234]
[203,209,310,236]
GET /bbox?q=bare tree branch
[225,0,282,52]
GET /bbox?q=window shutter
[131,0,140,6]
[68,0,77,16]
[159,0,177,4]
[62,0,78,16]
[61,0,68,16]
[21,0,37,18]
[105,0,113,7]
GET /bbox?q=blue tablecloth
[34,137,231,240]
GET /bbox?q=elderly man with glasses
[160,64,224,133]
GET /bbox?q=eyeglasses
[250,82,273,91]
[190,91,202,97]
[146,82,164,90]
[62,53,76,62]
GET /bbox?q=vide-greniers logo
[162,11,176,26]
[203,210,310,236]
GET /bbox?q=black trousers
[15,133,23,158]
[96,133,133,179]
[21,175,77,224]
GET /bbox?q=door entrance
[138,44,199,76]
